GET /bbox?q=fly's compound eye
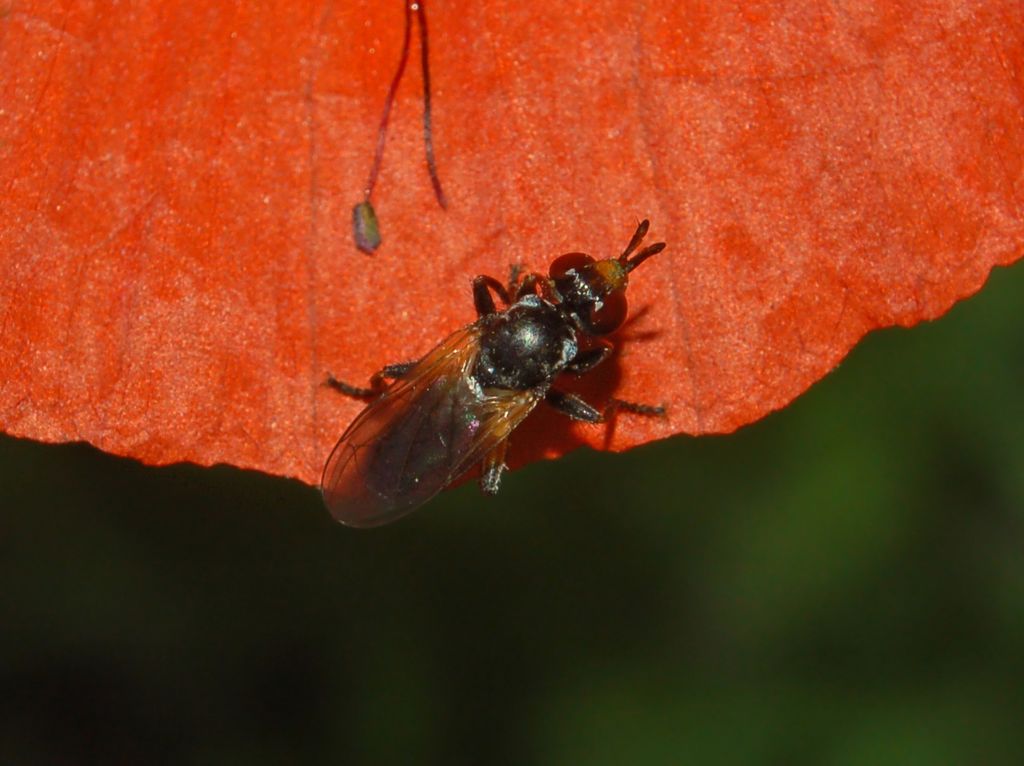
[584,291,628,335]
[549,252,594,279]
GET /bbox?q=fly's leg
[480,440,509,495]
[514,272,543,300]
[507,264,543,299]
[507,264,522,292]
[473,275,511,316]
[555,342,665,416]
[475,268,545,317]
[564,342,613,375]
[606,398,666,417]
[325,361,417,399]
[545,389,603,423]
[545,388,665,421]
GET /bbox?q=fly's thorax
[473,295,578,391]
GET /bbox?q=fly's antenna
[619,220,649,260]
[619,219,666,273]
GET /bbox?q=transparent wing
[321,324,542,528]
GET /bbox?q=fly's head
[547,220,666,337]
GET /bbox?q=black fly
[322,220,666,527]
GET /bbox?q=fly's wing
[321,325,543,528]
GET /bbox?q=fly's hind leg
[545,388,666,422]
[325,361,417,399]
[545,389,603,423]
[480,440,509,495]
[605,398,666,417]
[557,342,666,418]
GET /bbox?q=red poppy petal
[1,2,1021,485]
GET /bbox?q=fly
[322,220,667,527]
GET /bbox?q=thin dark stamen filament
[416,1,447,208]
[363,2,414,200]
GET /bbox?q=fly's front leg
[507,264,522,294]
[473,275,511,317]
[513,271,544,300]
[325,361,417,399]
[507,263,545,301]
[475,268,544,317]
[480,440,509,495]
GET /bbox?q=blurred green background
[2,264,1023,765]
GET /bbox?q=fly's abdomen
[360,378,483,502]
